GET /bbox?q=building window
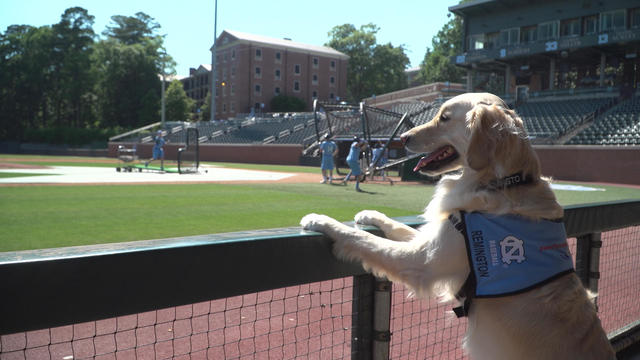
[224,53,228,62]
[521,26,537,43]
[330,93,335,99]
[600,9,626,32]
[230,84,235,95]
[330,60,336,70]
[631,8,640,29]
[312,57,319,68]
[583,15,598,35]
[255,48,262,60]
[484,32,498,49]
[312,90,318,98]
[275,52,282,63]
[223,103,227,112]
[329,76,335,86]
[275,69,281,80]
[469,34,485,50]
[222,69,227,80]
[231,66,236,77]
[312,74,318,85]
[499,27,519,46]
[255,66,262,79]
[231,102,235,112]
[255,84,262,95]
[232,49,236,60]
[275,87,281,96]
[561,18,581,37]
[538,21,559,41]
[293,80,300,92]
[294,64,301,75]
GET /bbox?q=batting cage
[311,100,441,180]
[178,127,200,174]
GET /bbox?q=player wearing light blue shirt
[319,135,338,183]
[146,130,167,169]
[342,137,367,191]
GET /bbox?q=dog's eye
[440,114,449,122]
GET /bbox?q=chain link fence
[2,203,639,359]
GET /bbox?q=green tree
[93,12,172,129]
[418,15,465,84]
[326,24,409,102]
[200,91,211,121]
[102,12,160,45]
[0,25,55,140]
[50,7,96,128]
[165,80,194,122]
[92,39,161,128]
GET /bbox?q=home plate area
[0,165,295,184]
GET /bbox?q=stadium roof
[213,30,349,60]
[449,0,549,16]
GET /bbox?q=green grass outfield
[1,155,639,252]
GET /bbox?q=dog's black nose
[400,134,410,147]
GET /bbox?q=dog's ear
[466,104,541,176]
[466,104,497,171]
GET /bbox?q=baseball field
[1,154,640,253]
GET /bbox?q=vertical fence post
[575,232,602,310]
[372,279,392,360]
[351,275,392,360]
[352,274,374,360]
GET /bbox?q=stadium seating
[567,95,640,145]
[200,114,314,144]
[112,92,638,149]
[514,97,613,141]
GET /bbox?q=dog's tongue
[413,147,448,172]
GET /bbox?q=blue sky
[1,0,460,77]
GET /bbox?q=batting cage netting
[178,128,200,174]
[311,100,443,178]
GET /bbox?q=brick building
[182,64,211,109]
[211,30,349,119]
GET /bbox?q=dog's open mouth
[413,145,459,172]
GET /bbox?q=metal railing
[1,200,639,359]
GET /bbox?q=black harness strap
[449,212,475,318]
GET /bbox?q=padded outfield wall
[108,143,640,185]
[535,145,640,186]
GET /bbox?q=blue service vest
[459,211,574,298]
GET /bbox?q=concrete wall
[535,145,640,185]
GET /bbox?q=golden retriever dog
[300,93,614,360]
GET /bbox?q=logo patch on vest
[460,211,574,298]
[500,236,525,265]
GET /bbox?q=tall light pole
[209,0,218,122]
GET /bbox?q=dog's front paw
[300,213,334,233]
[354,210,386,227]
